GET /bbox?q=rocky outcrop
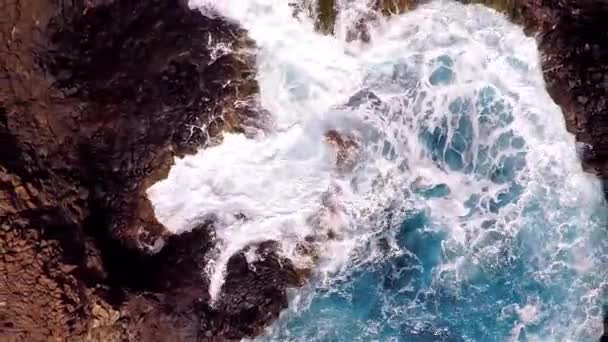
[521,0,608,187]
[0,0,295,340]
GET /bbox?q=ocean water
[146,0,608,340]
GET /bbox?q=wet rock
[317,0,338,34]
[375,0,416,15]
[305,0,414,36]
[0,0,287,340]
[325,129,360,173]
[214,241,301,338]
[346,89,385,108]
[522,0,608,180]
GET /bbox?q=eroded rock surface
[524,0,608,186]
[1,0,291,340]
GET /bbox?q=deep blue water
[266,58,608,341]
[271,204,606,341]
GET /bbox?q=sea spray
[147,0,607,340]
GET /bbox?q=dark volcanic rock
[0,0,290,340]
[213,241,302,339]
[112,228,300,340]
[523,0,608,183]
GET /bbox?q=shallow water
[147,0,607,340]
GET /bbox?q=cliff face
[0,0,297,340]
[1,0,606,341]
[524,0,608,187]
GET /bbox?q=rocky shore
[1,0,297,340]
[0,0,606,340]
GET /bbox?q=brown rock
[1,0,290,340]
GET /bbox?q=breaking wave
[147,0,608,340]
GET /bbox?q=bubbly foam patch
[148,0,607,340]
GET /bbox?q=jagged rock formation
[1,0,295,340]
[524,0,608,186]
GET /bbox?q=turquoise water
[272,196,606,340]
[267,70,607,340]
[263,24,608,340]
[152,1,608,340]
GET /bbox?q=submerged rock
[325,129,360,173]
[305,0,415,35]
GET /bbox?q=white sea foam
[147,0,607,340]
